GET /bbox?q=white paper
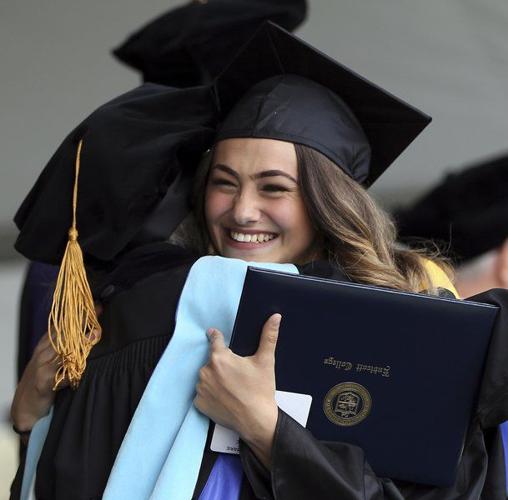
[210,390,313,454]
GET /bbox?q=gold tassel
[48,139,101,390]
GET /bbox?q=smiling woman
[204,138,317,265]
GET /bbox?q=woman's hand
[194,313,282,468]
[10,332,66,433]
[11,303,103,434]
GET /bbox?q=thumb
[207,328,227,352]
[255,313,282,363]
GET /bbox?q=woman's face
[205,138,316,264]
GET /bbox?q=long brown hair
[190,142,450,293]
[295,143,450,293]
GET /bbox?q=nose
[232,189,261,226]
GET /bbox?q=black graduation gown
[10,244,508,499]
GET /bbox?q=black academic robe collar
[90,243,352,304]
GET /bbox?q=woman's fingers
[10,327,69,432]
[37,346,58,365]
[32,331,52,355]
[255,313,282,363]
[195,316,280,448]
[89,325,102,343]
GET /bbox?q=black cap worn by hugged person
[15,84,217,265]
[14,21,432,387]
[15,21,432,266]
[113,0,307,87]
[395,152,508,263]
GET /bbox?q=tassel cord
[48,139,101,390]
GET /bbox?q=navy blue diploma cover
[230,267,498,486]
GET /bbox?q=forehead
[212,138,297,176]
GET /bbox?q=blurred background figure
[395,152,508,297]
[453,239,508,299]
[394,152,508,489]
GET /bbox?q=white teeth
[230,231,276,243]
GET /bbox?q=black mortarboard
[14,84,216,265]
[113,0,307,87]
[395,153,508,262]
[214,22,432,186]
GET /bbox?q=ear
[496,238,508,287]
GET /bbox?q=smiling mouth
[228,230,278,244]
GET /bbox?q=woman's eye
[261,184,290,193]
[210,178,236,188]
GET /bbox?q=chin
[224,251,278,263]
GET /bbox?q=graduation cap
[395,152,508,262]
[14,21,431,386]
[15,84,216,266]
[113,0,307,86]
[214,21,432,186]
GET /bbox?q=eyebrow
[211,164,298,184]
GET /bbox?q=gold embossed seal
[323,382,372,426]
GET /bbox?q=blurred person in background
[396,153,508,299]
[395,152,508,492]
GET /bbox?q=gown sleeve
[240,409,404,500]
